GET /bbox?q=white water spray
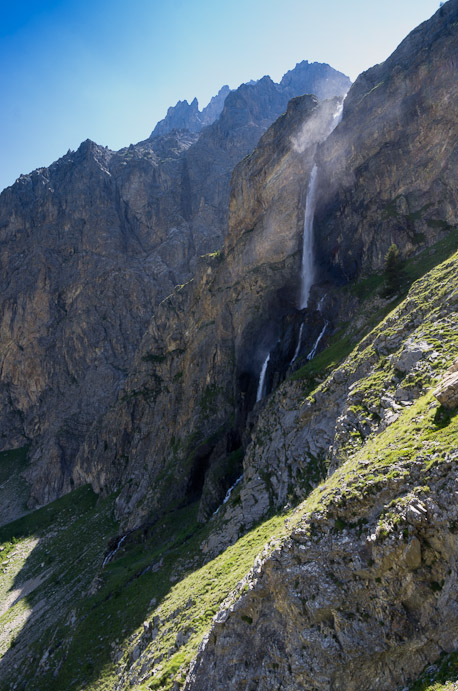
[291,323,304,364]
[298,101,344,310]
[317,293,327,312]
[299,164,319,310]
[102,534,127,567]
[213,475,244,516]
[256,353,270,402]
[307,321,329,361]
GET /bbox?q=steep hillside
[1,244,457,691]
[185,252,458,690]
[0,3,457,690]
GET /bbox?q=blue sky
[0,0,443,192]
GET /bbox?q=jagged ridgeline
[0,1,457,690]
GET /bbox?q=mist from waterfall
[298,101,344,310]
[299,164,319,309]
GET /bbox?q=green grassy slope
[0,241,457,690]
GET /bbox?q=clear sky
[0,0,443,193]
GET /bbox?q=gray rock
[434,371,458,409]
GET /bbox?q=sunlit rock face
[314,0,458,283]
[72,94,339,528]
[0,62,349,511]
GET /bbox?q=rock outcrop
[186,457,458,691]
[434,357,458,409]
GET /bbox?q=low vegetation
[1,236,457,689]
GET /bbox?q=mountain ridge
[0,2,457,690]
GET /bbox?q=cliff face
[0,63,348,510]
[184,251,458,690]
[0,131,203,506]
[314,0,458,282]
[72,94,341,527]
[73,1,457,530]
[0,4,457,691]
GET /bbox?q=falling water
[213,475,244,515]
[299,164,319,310]
[291,323,304,364]
[317,293,327,312]
[299,101,344,310]
[332,102,344,127]
[102,534,127,567]
[293,101,344,363]
[256,353,270,402]
[307,321,329,360]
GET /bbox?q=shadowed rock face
[314,0,458,282]
[0,63,349,512]
[0,132,199,505]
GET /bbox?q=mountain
[150,61,350,138]
[0,2,457,690]
[150,85,231,137]
[0,61,349,514]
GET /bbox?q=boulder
[434,359,458,409]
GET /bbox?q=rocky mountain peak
[200,84,231,125]
[150,97,202,137]
[150,61,350,140]
[0,5,457,689]
[280,59,351,100]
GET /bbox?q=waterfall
[291,323,304,364]
[213,475,244,516]
[299,101,344,310]
[332,102,344,127]
[102,534,127,567]
[307,321,329,361]
[317,293,327,312]
[256,353,270,402]
[299,164,319,310]
[293,101,344,363]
